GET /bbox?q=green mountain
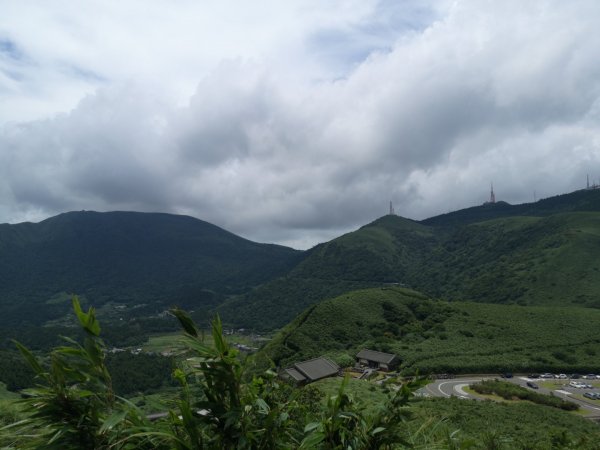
[422,188,600,226]
[219,189,600,330]
[259,287,600,374]
[217,215,437,328]
[3,188,600,334]
[415,212,600,306]
[0,211,302,328]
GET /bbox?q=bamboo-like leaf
[171,308,199,337]
[300,431,325,448]
[99,410,128,433]
[84,337,103,366]
[47,429,64,444]
[304,422,321,433]
[72,296,101,336]
[13,340,44,375]
[255,398,270,414]
[211,315,227,353]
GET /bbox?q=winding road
[420,375,600,419]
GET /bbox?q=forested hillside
[0,211,303,329]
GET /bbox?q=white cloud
[1,0,600,249]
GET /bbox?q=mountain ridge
[420,188,600,227]
[2,188,600,333]
[0,210,303,329]
[218,189,600,329]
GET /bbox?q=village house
[356,349,399,371]
[281,357,340,385]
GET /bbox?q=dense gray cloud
[1,0,600,248]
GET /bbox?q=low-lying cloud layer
[2,1,600,248]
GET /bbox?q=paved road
[423,377,491,399]
[420,375,600,417]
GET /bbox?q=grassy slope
[312,377,600,449]
[410,397,600,449]
[259,287,600,373]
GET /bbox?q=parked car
[583,374,597,379]
[569,381,585,388]
[570,373,581,379]
[526,381,539,389]
[555,373,568,379]
[583,392,599,400]
[501,372,513,379]
[540,373,554,379]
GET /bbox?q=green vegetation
[312,377,389,415]
[106,352,175,396]
[2,299,447,449]
[0,210,302,332]
[141,332,185,353]
[470,379,577,411]
[259,287,600,373]
[313,376,600,449]
[140,330,258,354]
[4,299,600,449]
[127,388,180,415]
[0,382,19,401]
[401,300,600,373]
[422,187,600,227]
[415,212,600,308]
[4,191,600,446]
[218,214,438,330]
[0,350,35,391]
[4,189,600,336]
[411,397,600,449]
[220,190,600,330]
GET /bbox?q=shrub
[471,380,578,411]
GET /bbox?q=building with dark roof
[356,349,399,371]
[281,357,340,385]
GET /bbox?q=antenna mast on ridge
[490,183,496,204]
[389,201,395,215]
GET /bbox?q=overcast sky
[2,1,600,249]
